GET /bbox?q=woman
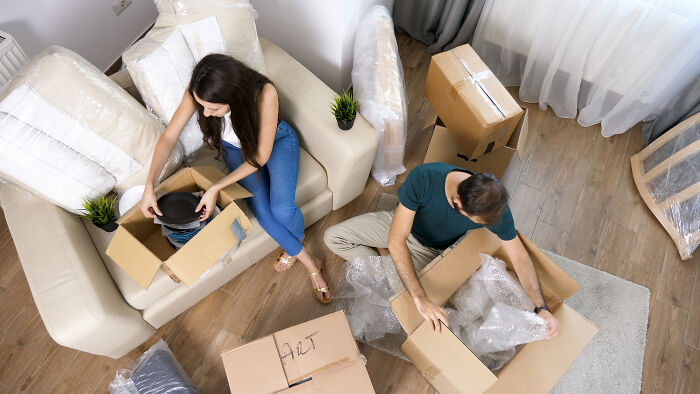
[139,54,331,303]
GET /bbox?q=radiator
[0,30,28,87]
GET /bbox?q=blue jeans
[222,121,304,255]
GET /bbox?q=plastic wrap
[631,112,700,260]
[125,0,265,158]
[447,254,548,371]
[352,5,407,186]
[335,253,548,370]
[0,46,182,214]
[109,339,198,394]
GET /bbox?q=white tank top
[221,112,241,148]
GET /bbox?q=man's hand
[539,310,560,339]
[414,296,449,333]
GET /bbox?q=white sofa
[0,37,378,359]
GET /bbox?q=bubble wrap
[335,255,405,343]
[448,254,548,371]
[336,253,548,370]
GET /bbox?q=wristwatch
[534,305,550,315]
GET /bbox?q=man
[324,162,560,337]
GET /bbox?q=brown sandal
[309,266,332,304]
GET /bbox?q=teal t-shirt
[397,163,517,249]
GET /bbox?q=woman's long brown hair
[188,54,272,170]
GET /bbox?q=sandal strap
[277,253,295,268]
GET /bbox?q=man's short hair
[457,173,509,225]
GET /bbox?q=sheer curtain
[472,0,700,137]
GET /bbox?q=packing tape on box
[451,50,506,119]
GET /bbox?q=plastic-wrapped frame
[0,46,182,213]
[631,112,700,260]
[109,339,198,394]
[352,5,408,186]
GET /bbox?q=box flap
[485,304,599,394]
[221,335,289,393]
[164,201,249,286]
[189,166,252,205]
[280,359,375,394]
[514,108,529,160]
[272,311,361,385]
[402,321,497,394]
[154,167,199,196]
[390,229,501,334]
[519,233,580,302]
[424,125,516,180]
[106,226,162,289]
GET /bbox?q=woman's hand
[196,187,220,221]
[140,186,162,219]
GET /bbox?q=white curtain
[472,0,700,137]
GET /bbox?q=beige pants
[323,211,441,272]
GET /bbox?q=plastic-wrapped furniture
[631,112,700,260]
[0,38,378,358]
[352,5,407,186]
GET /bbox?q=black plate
[156,192,201,225]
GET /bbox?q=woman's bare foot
[274,252,297,272]
[308,265,331,303]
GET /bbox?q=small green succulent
[330,90,359,123]
[81,194,117,225]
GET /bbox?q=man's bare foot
[274,252,297,272]
[377,247,390,257]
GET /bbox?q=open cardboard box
[424,43,524,160]
[389,228,599,394]
[221,311,374,393]
[424,107,529,179]
[106,166,252,289]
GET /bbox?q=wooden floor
[0,34,698,393]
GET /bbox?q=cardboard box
[106,166,252,289]
[424,44,523,160]
[221,311,374,394]
[424,107,529,179]
[389,229,599,394]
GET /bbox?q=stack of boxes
[423,44,529,179]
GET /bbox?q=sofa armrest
[0,182,154,359]
[260,38,379,210]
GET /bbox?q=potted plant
[330,90,359,130]
[81,194,118,232]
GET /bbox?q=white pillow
[0,47,183,213]
[128,29,205,155]
[125,14,257,156]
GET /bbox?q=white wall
[250,0,393,93]
[0,0,158,71]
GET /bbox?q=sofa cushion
[86,148,326,310]
[124,1,266,156]
[0,46,183,213]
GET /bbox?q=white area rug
[373,193,650,394]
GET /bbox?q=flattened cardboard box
[424,107,529,179]
[389,229,599,394]
[106,166,252,289]
[221,310,374,394]
[424,43,523,160]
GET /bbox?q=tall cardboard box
[424,44,523,160]
[390,229,599,393]
[424,107,529,179]
[221,311,374,393]
[106,166,252,289]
